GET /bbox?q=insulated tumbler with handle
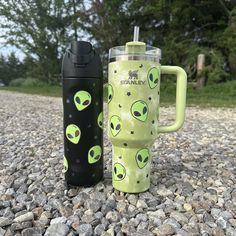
[62,41,103,187]
[107,27,187,193]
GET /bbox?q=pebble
[216,216,227,229]
[155,224,175,235]
[21,227,44,236]
[94,224,106,235]
[170,211,188,225]
[45,223,69,236]
[50,216,67,224]
[1,92,235,236]
[0,217,12,227]
[156,188,173,197]
[136,199,148,209]
[14,212,34,223]
[106,211,120,222]
[0,227,6,236]
[84,199,101,212]
[183,203,192,211]
[76,224,93,236]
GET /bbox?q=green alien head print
[66,124,81,144]
[97,112,103,129]
[135,148,150,169]
[131,100,148,122]
[148,67,159,89]
[88,145,102,164]
[63,156,68,173]
[110,115,121,136]
[113,163,126,181]
[74,90,92,111]
[108,84,114,103]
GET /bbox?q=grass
[1,80,236,107]
[160,80,236,107]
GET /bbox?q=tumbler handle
[158,66,187,133]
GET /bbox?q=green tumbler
[107,27,187,193]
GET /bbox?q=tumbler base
[112,145,152,193]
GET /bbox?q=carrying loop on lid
[67,49,95,65]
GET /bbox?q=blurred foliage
[0,53,24,85]
[0,0,236,85]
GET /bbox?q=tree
[0,0,82,83]
[0,52,24,85]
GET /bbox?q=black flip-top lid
[62,41,103,79]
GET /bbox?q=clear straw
[133,26,139,41]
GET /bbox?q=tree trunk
[196,54,206,88]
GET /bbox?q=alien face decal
[131,100,148,122]
[74,90,92,111]
[63,156,68,173]
[148,67,159,89]
[135,148,150,169]
[97,112,103,129]
[108,84,114,103]
[66,124,81,144]
[113,163,126,181]
[88,145,102,164]
[110,115,121,136]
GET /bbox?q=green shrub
[9,78,25,87]
[22,78,45,87]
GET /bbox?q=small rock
[183,203,192,211]
[212,227,225,236]
[105,211,120,222]
[137,222,148,230]
[67,189,78,197]
[50,216,67,224]
[81,210,95,224]
[229,218,236,227]
[153,224,175,235]
[0,217,12,227]
[76,224,93,236]
[14,212,34,223]
[94,224,106,236]
[219,210,233,220]
[226,227,236,236]
[116,201,127,213]
[216,216,227,229]
[45,223,69,236]
[136,213,148,222]
[136,229,154,236]
[199,223,212,235]
[0,227,6,236]
[211,208,221,220]
[157,188,172,197]
[84,199,101,212]
[129,218,140,227]
[163,218,181,230]
[32,207,44,219]
[105,228,115,236]
[203,212,215,227]
[170,211,188,226]
[127,195,137,206]
[21,227,44,236]
[148,209,165,220]
[136,199,148,209]
[11,221,32,231]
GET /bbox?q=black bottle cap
[62,41,103,79]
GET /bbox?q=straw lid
[109,26,161,62]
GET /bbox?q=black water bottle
[62,41,103,187]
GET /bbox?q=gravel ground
[0,91,236,236]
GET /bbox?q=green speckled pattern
[108,60,160,193]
